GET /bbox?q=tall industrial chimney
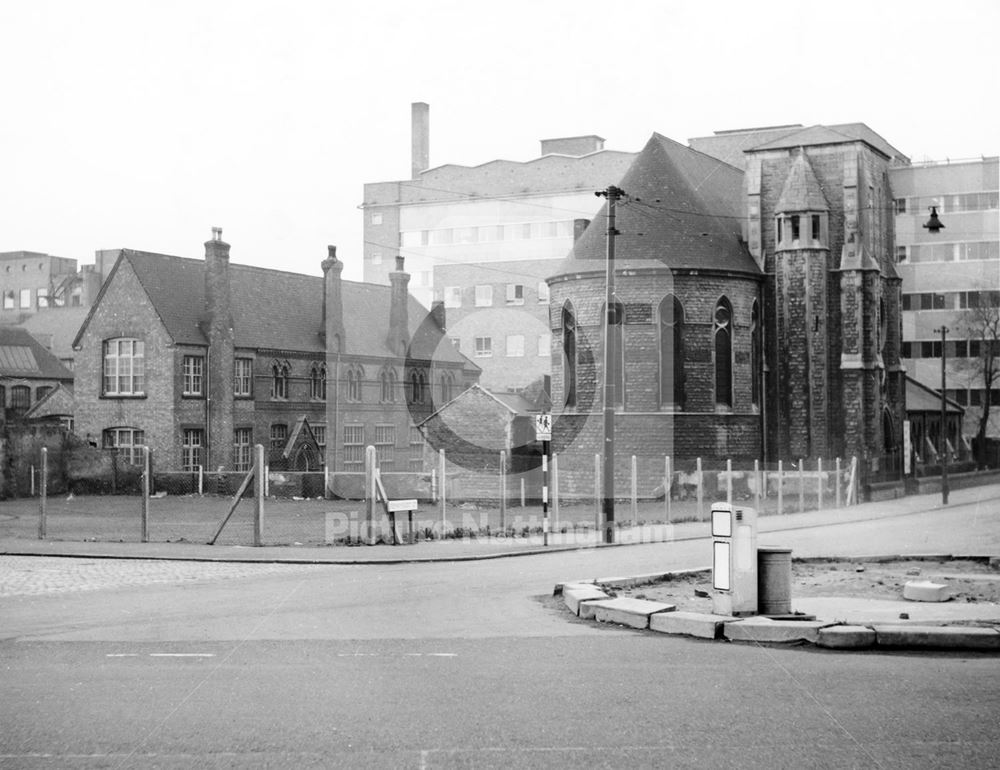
[411,102,430,180]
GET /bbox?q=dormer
[774,148,830,250]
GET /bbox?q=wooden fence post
[664,456,672,524]
[778,460,784,515]
[38,448,47,540]
[142,446,150,543]
[817,457,824,512]
[500,450,507,533]
[836,457,842,508]
[696,457,704,519]
[799,459,805,513]
[254,444,265,546]
[630,455,638,525]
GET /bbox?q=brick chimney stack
[430,300,446,331]
[205,227,234,470]
[387,255,410,356]
[322,245,345,352]
[411,102,430,180]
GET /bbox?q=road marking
[148,653,216,658]
[105,654,138,658]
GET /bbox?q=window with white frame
[475,336,493,357]
[234,358,253,397]
[444,286,462,308]
[506,335,525,357]
[409,426,424,470]
[182,355,204,396]
[3,290,14,309]
[182,428,204,471]
[234,427,253,472]
[375,424,396,470]
[506,284,524,305]
[537,281,550,304]
[102,427,145,465]
[37,288,49,308]
[19,289,31,308]
[537,333,551,357]
[344,425,364,469]
[103,338,145,396]
[474,285,493,307]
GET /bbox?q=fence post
[726,458,733,505]
[141,446,150,543]
[264,463,270,497]
[817,458,824,512]
[552,452,560,533]
[38,448,47,539]
[696,457,704,520]
[364,445,378,545]
[848,456,859,505]
[499,450,507,533]
[594,454,601,533]
[630,455,638,526]
[754,458,761,513]
[778,460,784,515]
[431,468,437,503]
[520,478,525,508]
[438,449,446,535]
[664,456,672,524]
[799,459,805,513]
[31,465,36,497]
[253,444,264,546]
[198,465,204,496]
[836,457,842,508]
[324,465,330,500]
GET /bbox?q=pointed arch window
[714,297,733,408]
[658,295,685,409]
[603,300,625,406]
[562,303,577,408]
[271,360,289,400]
[440,371,456,404]
[751,300,762,409]
[310,363,327,401]
[346,366,364,402]
[408,368,427,405]
[379,366,397,403]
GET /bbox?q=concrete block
[554,580,595,596]
[588,598,676,629]
[578,600,604,620]
[874,624,1000,650]
[650,611,733,639]
[562,585,610,616]
[817,625,877,649]
[903,580,952,602]
[723,616,827,644]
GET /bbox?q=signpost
[535,413,551,545]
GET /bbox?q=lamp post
[935,325,950,505]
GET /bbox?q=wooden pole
[141,446,150,542]
[38,448,47,539]
[254,444,264,546]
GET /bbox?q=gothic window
[658,295,685,409]
[271,361,289,400]
[562,302,577,408]
[408,368,427,405]
[714,297,733,408]
[346,366,364,402]
[440,371,455,404]
[751,300,762,410]
[379,366,397,403]
[310,363,327,401]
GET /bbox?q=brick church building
[547,126,907,494]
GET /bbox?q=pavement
[3,481,1000,652]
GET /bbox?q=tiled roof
[907,376,963,414]
[550,133,759,277]
[776,150,830,213]
[751,124,908,162]
[24,382,75,419]
[688,125,805,168]
[0,326,74,380]
[17,307,90,361]
[79,250,470,365]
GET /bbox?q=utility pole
[936,325,950,504]
[596,185,625,544]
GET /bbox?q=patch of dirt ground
[617,558,1000,612]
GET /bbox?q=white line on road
[105,654,139,657]
[148,653,216,658]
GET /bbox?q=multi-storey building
[0,250,101,321]
[361,103,635,391]
[71,231,477,479]
[0,325,74,428]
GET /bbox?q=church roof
[549,133,759,278]
[752,123,908,163]
[776,149,830,213]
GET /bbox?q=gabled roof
[906,376,963,414]
[24,382,74,419]
[751,123,908,163]
[73,250,472,366]
[550,133,759,278]
[0,326,74,381]
[776,149,830,213]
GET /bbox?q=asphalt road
[2,499,999,768]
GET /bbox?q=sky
[2,0,997,283]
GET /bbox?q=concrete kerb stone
[816,625,877,649]
[723,617,831,645]
[586,598,677,629]
[873,624,1000,651]
[650,611,734,639]
[594,568,710,590]
[562,585,611,616]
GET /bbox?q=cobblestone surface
[0,556,326,598]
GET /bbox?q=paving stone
[562,585,609,616]
[723,616,828,644]
[816,625,876,649]
[649,610,733,639]
[873,624,1000,650]
[588,598,676,629]
[902,580,952,602]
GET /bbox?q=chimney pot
[395,255,405,272]
[212,227,223,242]
[327,245,337,261]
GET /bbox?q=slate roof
[752,123,908,163]
[776,149,830,213]
[74,250,472,366]
[906,376,963,414]
[17,307,91,361]
[24,382,75,419]
[550,133,759,278]
[0,326,74,381]
[688,125,805,168]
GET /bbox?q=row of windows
[0,384,53,415]
[901,291,1000,312]
[897,241,1000,264]
[945,388,1000,408]
[902,339,1000,359]
[2,286,82,310]
[896,191,999,215]
[343,424,424,471]
[399,220,576,249]
[561,295,761,411]
[468,334,551,359]
[443,282,550,308]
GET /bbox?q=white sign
[903,420,911,475]
[534,413,552,441]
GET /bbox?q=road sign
[534,413,552,441]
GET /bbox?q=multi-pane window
[506,284,524,305]
[270,423,288,450]
[312,425,326,451]
[271,362,289,400]
[234,427,253,472]
[380,367,396,402]
[182,355,204,396]
[506,335,525,357]
[103,338,145,396]
[310,364,326,401]
[102,427,145,465]
[344,425,364,469]
[375,424,396,470]
[182,428,204,471]
[444,286,462,308]
[19,289,31,309]
[474,285,493,307]
[474,336,493,358]
[37,288,49,308]
[35,385,52,402]
[234,358,253,397]
[409,426,424,470]
[10,385,31,415]
[751,301,762,410]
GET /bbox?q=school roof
[0,326,74,381]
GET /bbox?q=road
[2,496,999,768]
